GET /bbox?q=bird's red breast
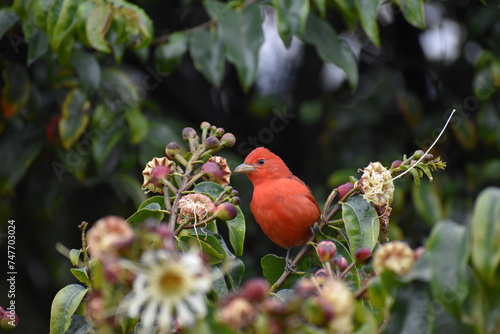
[234,147,320,249]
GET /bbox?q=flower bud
[332,256,348,271]
[241,278,269,302]
[200,121,211,130]
[355,247,372,264]
[201,156,231,186]
[220,133,236,147]
[182,127,197,141]
[413,150,425,159]
[337,182,354,199]
[317,240,337,263]
[231,196,241,205]
[1,311,19,330]
[390,160,403,169]
[204,136,220,149]
[314,268,330,284]
[215,127,225,136]
[165,142,180,159]
[215,202,238,221]
[423,153,434,162]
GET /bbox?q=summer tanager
[234,147,320,249]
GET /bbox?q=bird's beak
[234,163,255,174]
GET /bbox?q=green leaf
[138,195,167,210]
[47,0,80,50]
[272,0,309,46]
[50,284,88,334]
[211,266,229,298]
[302,13,358,90]
[354,0,380,46]
[89,258,103,290]
[125,108,149,144]
[70,51,101,95]
[261,254,286,285]
[426,220,469,317]
[395,0,425,29]
[411,181,443,226]
[194,181,225,199]
[70,268,91,286]
[203,0,229,20]
[218,4,264,90]
[471,187,500,287]
[113,0,153,49]
[0,8,19,40]
[342,196,380,255]
[86,4,112,53]
[179,233,225,264]
[189,29,225,87]
[91,126,125,169]
[1,62,30,118]
[67,315,92,334]
[23,24,49,66]
[100,68,140,111]
[225,205,245,256]
[59,89,90,149]
[70,249,82,267]
[154,31,188,75]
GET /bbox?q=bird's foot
[285,248,298,273]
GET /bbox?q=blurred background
[1,0,500,331]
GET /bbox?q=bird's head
[234,147,292,184]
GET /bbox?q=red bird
[234,147,320,250]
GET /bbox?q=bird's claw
[285,258,298,273]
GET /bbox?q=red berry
[355,247,372,264]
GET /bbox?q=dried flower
[373,241,415,276]
[142,157,175,194]
[87,216,135,263]
[120,249,211,332]
[201,156,231,186]
[359,162,394,207]
[178,193,215,224]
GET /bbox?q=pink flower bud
[1,310,19,329]
[332,256,348,271]
[295,278,317,298]
[390,160,403,169]
[220,133,236,147]
[215,202,238,221]
[317,240,337,263]
[200,121,211,130]
[182,127,197,140]
[337,182,354,199]
[355,247,372,264]
[165,142,180,159]
[215,127,225,136]
[241,278,269,302]
[204,136,220,149]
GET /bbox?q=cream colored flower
[215,297,255,330]
[120,249,211,332]
[177,193,215,224]
[142,157,175,194]
[86,216,135,262]
[359,162,394,207]
[373,241,415,276]
[320,280,355,333]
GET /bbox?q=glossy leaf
[70,51,101,95]
[225,205,245,256]
[70,268,91,286]
[125,108,149,144]
[113,0,153,49]
[411,181,443,225]
[471,187,500,286]
[395,0,425,29]
[218,4,264,90]
[354,0,380,46]
[203,0,229,20]
[59,89,90,149]
[50,284,89,334]
[189,29,225,87]
[194,181,225,199]
[100,68,140,111]
[342,195,380,255]
[261,254,287,285]
[426,220,469,317]
[154,31,188,75]
[302,13,358,90]
[47,0,80,50]
[272,0,309,46]
[67,315,92,334]
[69,249,82,267]
[0,8,19,40]
[91,127,125,169]
[23,24,49,66]
[86,4,112,53]
[179,233,225,265]
[1,62,30,118]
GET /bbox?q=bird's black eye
[257,159,266,165]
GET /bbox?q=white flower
[120,249,211,333]
[359,162,394,207]
[373,241,415,276]
[320,280,355,333]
